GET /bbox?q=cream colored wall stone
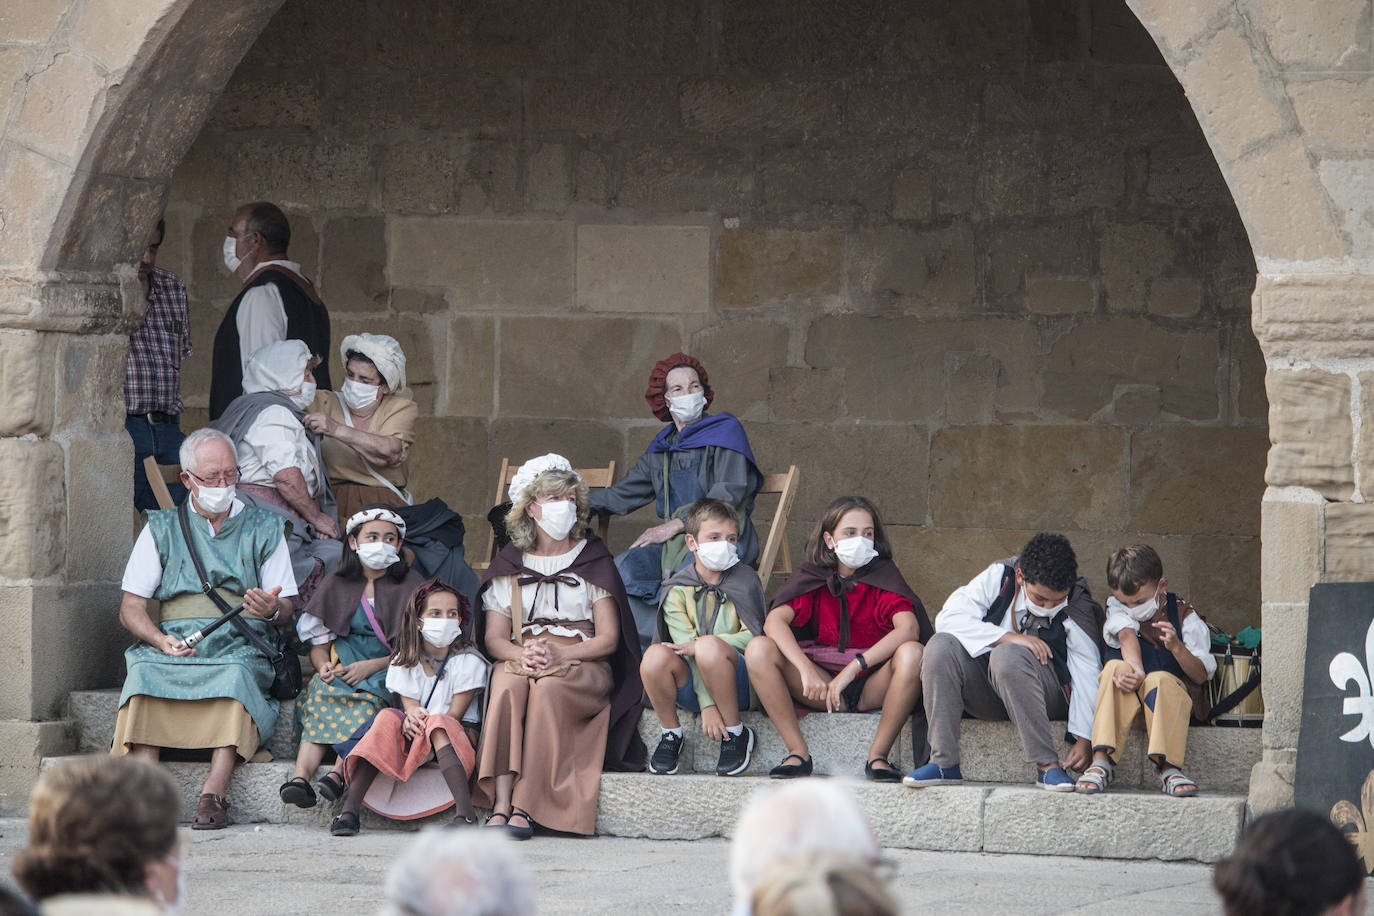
[0,331,55,436]
[1248,748,1296,814]
[576,225,710,314]
[1288,78,1374,155]
[1177,28,1287,162]
[61,437,133,583]
[0,48,26,126]
[715,229,843,310]
[1323,502,1374,580]
[1260,601,1307,749]
[0,439,65,581]
[1255,277,1374,359]
[0,147,75,269]
[1224,137,1345,262]
[1264,369,1353,498]
[405,417,488,519]
[1260,489,1323,606]
[1256,0,1371,71]
[0,718,75,816]
[1130,427,1268,535]
[1124,0,1229,56]
[0,0,68,44]
[389,218,573,309]
[70,0,174,72]
[14,53,106,164]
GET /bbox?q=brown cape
[769,558,934,644]
[654,561,767,644]
[303,566,428,643]
[474,536,647,772]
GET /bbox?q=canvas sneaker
[648,730,684,775]
[902,762,964,788]
[716,726,756,776]
[1036,766,1076,792]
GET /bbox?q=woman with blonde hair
[13,756,183,913]
[473,454,644,839]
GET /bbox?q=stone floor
[0,817,1331,915]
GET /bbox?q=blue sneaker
[1036,766,1075,792]
[902,762,963,788]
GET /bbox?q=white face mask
[1021,585,1069,619]
[535,499,578,541]
[667,391,707,425]
[832,536,878,570]
[421,617,462,648]
[222,235,241,274]
[695,540,739,572]
[339,379,380,411]
[290,381,317,410]
[356,542,399,570]
[1109,594,1161,623]
[194,483,235,515]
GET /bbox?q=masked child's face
[349,520,400,553]
[823,508,874,552]
[1111,578,1166,612]
[685,516,739,554]
[421,592,462,621]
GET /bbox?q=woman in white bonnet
[303,332,417,520]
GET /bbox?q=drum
[1209,645,1263,726]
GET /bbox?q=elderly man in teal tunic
[112,427,299,830]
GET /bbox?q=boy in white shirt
[1074,544,1216,797]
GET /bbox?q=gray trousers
[921,632,1068,768]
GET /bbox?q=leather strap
[176,502,282,663]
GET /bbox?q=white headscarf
[243,339,310,395]
[340,333,407,392]
[509,453,576,505]
[345,506,407,540]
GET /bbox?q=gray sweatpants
[921,631,1068,768]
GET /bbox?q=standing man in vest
[209,202,332,420]
[904,533,1105,792]
[127,218,192,510]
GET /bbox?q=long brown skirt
[111,696,261,760]
[475,638,612,836]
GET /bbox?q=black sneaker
[716,725,755,776]
[648,730,684,774]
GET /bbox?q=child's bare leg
[641,643,689,729]
[859,641,923,762]
[292,741,328,780]
[745,636,810,758]
[696,636,742,727]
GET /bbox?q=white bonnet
[508,453,577,505]
[243,339,311,395]
[344,506,407,540]
[340,333,407,392]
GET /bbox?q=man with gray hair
[377,828,535,916]
[111,427,299,830]
[209,201,332,419]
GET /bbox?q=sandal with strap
[316,771,345,802]
[485,811,511,828]
[279,776,317,809]
[865,758,902,783]
[330,811,360,837]
[1075,760,1113,795]
[1158,766,1198,797]
[191,793,230,830]
[507,808,534,841]
[769,753,814,779]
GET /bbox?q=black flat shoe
[330,811,360,837]
[865,758,902,783]
[316,771,345,802]
[769,753,814,779]
[279,776,317,808]
[507,808,534,840]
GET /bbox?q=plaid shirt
[124,266,191,416]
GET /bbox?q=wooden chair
[143,456,183,510]
[475,459,616,570]
[752,465,801,588]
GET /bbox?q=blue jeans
[676,647,752,713]
[126,414,186,511]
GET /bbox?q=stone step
[70,688,1260,793]
[39,754,1245,862]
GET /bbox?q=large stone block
[0,0,68,42]
[0,439,65,581]
[1099,222,1184,313]
[1260,489,1323,605]
[1265,369,1353,499]
[748,422,929,528]
[847,80,981,139]
[29,583,126,719]
[929,426,1128,530]
[224,139,372,211]
[1177,28,1287,162]
[1259,601,1306,749]
[1129,0,1230,54]
[1042,319,1220,421]
[617,142,755,214]
[689,320,789,420]
[768,367,843,421]
[1257,0,1370,71]
[0,49,25,127]
[319,216,387,315]
[446,314,496,417]
[1290,78,1374,156]
[389,218,573,309]
[851,225,978,312]
[378,139,459,214]
[455,140,520,216]
[13,52,105,164]
[715,229,843,310]
[576,225,710,314]
[70,0,169,72]
[528,77,676,134]
[1226,136,1345,262]
[405,417,488,517]
[487,419,625,487]
[0,331,56,436]
[525,142,570,213]
[757,144,897,223]
[0,719,76,816]
[62,436,134,584]
[681,79,836,137]
[499,317,680,419]
[1129,427,1268,536]
[1248,747,1295,813]
[805,316,1040,423]
[57,334,128,434]
[0,147,72,268]
[1323,502,1374,581]
[1025,278,1094,315]
[987,219,1093,301]
[1189,536,1260,633]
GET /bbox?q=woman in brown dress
[474,453,645,839]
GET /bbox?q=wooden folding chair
[143,456,183,510]
[475,459,617,570]
[753,465,801,588]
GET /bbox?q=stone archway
[0,0,1358,813]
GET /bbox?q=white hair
[178,428,236,476]
[729,781,880,909]
[376,828,535,916]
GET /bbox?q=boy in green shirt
[642,498,767,776]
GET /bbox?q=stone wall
[157,0,1265,632]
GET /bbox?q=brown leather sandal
[192,793,230,830]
